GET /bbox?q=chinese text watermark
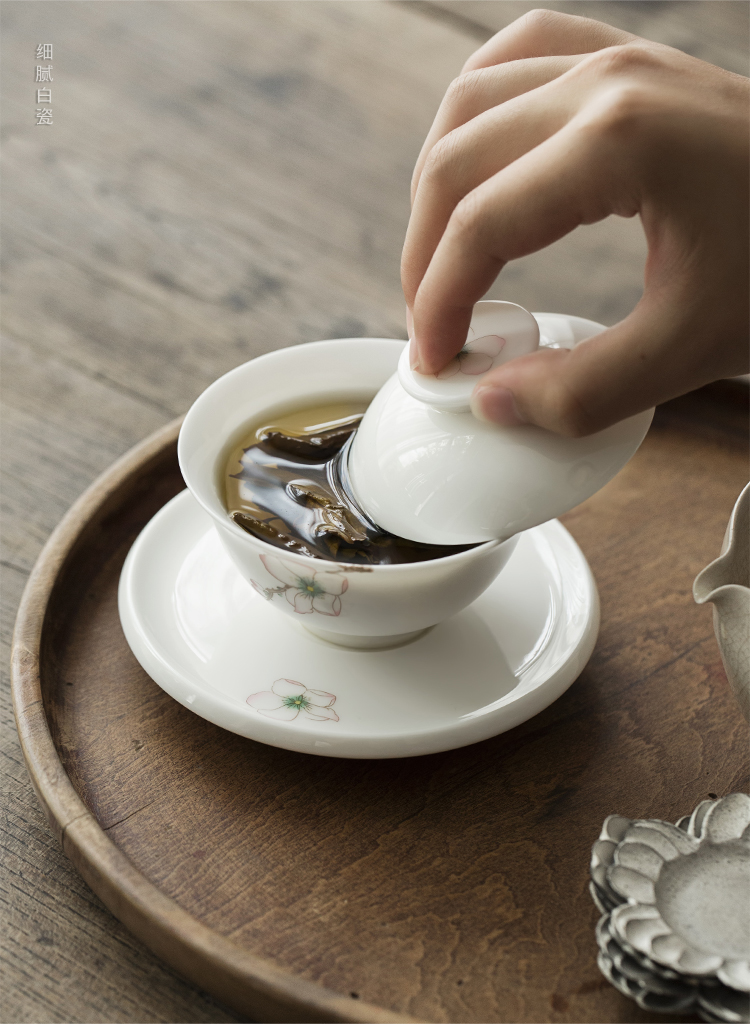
[35,43,53,124]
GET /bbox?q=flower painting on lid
[436,334,506,380]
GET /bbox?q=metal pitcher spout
[694,482,750,720]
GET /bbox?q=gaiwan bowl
[178,338,518,649]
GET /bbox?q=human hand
[401,10,749,436]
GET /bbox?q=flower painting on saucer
[436,334,505,380]
[247,678,339,722]
[251,554,348,616]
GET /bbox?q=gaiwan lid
[348,301,654,546]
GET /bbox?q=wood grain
[426,1,750,75]
[1,2,470,1019]
[2,1,748,1021]
[11,387,750,1023]
[13,420,411,1024]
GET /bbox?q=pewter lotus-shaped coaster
[590,793,750,1022]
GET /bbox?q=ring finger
[412,54,586,202]
[403,72,580,308]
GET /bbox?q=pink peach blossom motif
[247,678,339,722]
[435,334,506,380]
[251,553,348,616]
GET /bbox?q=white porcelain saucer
[118,491,599,759]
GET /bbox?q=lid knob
[398,301,540,412]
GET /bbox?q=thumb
[469,296,720,436]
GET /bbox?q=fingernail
[471,385,526,426]
[409,337,421,372]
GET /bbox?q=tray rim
[10,416,416,1024]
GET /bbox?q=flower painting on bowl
[247,678,339,722]
[250,554,348,616]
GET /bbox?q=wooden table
[2,3,748,1022]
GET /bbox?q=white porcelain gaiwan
[178,338,518,649]
[348,301,655,545]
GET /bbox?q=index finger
[411,117,624,374]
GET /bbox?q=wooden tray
[11,388,749,1024]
